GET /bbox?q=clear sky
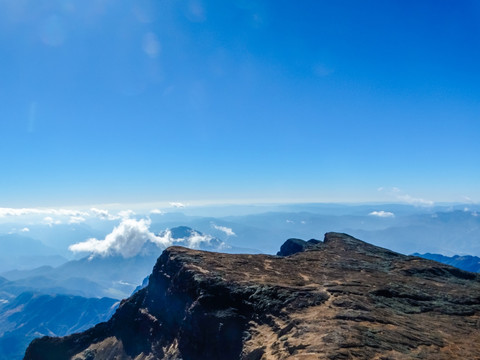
[1,0,479,207]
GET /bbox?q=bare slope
[24,233,480,359]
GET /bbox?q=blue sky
[1,0,479,207]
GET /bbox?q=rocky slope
[24,233,480,359]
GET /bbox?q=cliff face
[24,233,480,360]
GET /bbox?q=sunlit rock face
[25,233,480,360]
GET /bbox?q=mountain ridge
[24,232,480,359]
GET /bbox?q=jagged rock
[24,233,480,359]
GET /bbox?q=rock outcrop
[276,238,321,256]
[24,232,480,359]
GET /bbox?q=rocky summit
[24,233,480,360]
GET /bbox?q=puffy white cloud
[181,231,214,249]
[69,218,171,258]
[369,211,395,218]
[69,218,220,258]
[169,202,186,208]
[211,223,236,236]
[20,227,30,232]
[150,208,163,215]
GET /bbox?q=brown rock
[24,233,480,360]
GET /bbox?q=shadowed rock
[24,232,480,360]
[276,238,321,256]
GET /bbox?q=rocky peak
[24,233,480,360]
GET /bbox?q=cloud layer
[0,207,88,218]
[0,206,136,225]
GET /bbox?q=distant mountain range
[148,208,480,256]
[0,234,67,273]
[0,292,117,360]
[414,253,480,273]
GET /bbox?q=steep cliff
[25,233,480,359]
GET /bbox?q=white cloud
[211,223,236,236]
[20,227,30,232]
[69,218,170,258]
[69,216,86,224]
[0,207,88,218]
[90,208,118,220]
[69,218,220,258]
[182,231,214,249]
[150,209,163,215]
[43,216,61,226]
[169,202,185,208]
[286,220,294,224]
[369,211,395,218]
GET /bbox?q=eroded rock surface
[24,233,480,359]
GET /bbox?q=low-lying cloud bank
[0,206,136,225]
[69,218,219,258]
[0,208,88,218]
[369,211,395,218]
